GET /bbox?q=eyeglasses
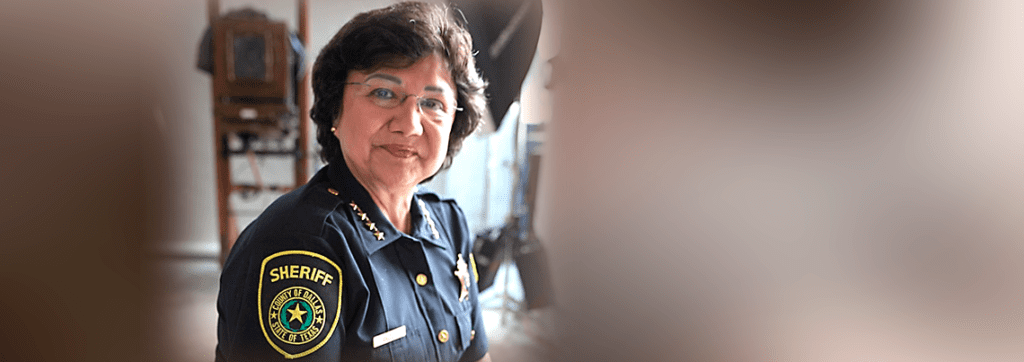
[344,81,462,120]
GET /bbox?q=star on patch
[288,303,307,323]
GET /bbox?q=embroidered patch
[258,250,342,359]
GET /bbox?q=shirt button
[415,274,428,286]
[437,329,449,343]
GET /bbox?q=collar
[326,159,447,254]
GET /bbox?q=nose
[388,97,424,136]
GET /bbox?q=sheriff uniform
[216,159,488,361]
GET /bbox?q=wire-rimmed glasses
[344,81,462,120]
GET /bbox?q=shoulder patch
[258,250,342,359]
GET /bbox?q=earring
[330,126,336,132]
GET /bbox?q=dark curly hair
[310,1,487,183]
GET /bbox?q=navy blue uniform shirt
[216,160,488,361]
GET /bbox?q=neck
[340,156,419,234]
[364,185,415,234]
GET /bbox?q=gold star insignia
[288,303,307,323]
[351,200,386,241]
[429,222,440,239]
[417,199,441,239]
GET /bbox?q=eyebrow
[363,73,402,84]
[423,85,446,93]
[364,73,451,94]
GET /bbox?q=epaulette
[271,179,348,234]
[306,178,348,207]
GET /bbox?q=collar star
[417,199,441,239]
[338,194,385,241]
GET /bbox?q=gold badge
[453,253,471,302]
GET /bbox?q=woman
[216,3,491,361]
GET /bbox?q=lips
[381,144,417,158]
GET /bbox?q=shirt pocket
[454,300,473,350]
[371,328,430,362]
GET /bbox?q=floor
[148,241,553,362]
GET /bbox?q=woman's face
[334,53,457,192]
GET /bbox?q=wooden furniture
[207,0,310,263]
